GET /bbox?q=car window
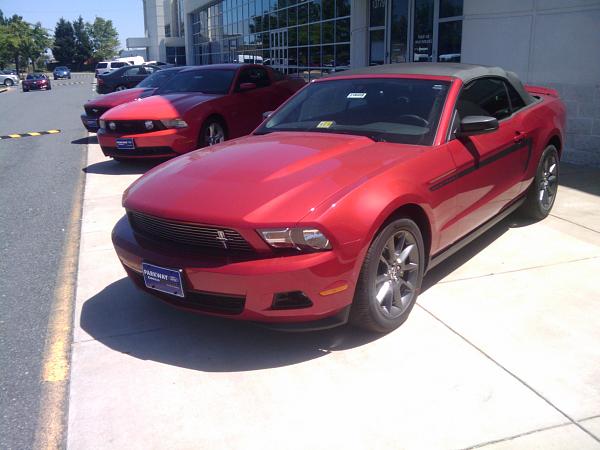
[457,78,511,121]
[505,81,526,113]
[111,62,127,69]
[257,77,450,145]
[238,67,270,88]
[124,67,141,76]
[157,69,236,95]
[138,69,181,88]
[96,63,108,69]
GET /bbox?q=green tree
[53,18,75,65]
[24,22,51,70]
[73,16,92,70]
[1,14,32,73]
[89,17,119,61]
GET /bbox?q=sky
[0,0,145,49]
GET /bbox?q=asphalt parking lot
[66,140,600,449]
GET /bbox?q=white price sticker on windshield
[347,92,367,99]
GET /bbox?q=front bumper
[97,128,195,159]
[112,215,356,327]
[23,83,49,90]
[54,74,70,79]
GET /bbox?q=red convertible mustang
[81,67,185,132]
[112,63,565,332]
[97,64,305,160]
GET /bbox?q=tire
[115,85,127,91]
[198,118,227,148]
[4,79,14,86]
[350,218,425,333]
[518,145,559,220]
[54,77,57,80]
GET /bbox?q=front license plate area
[142,263,185,298]
[116,138,135,149]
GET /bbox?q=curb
[0,87,7,94]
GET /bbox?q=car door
[233,67,274,134]
[446,77,529,236]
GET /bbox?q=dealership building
[127,0,600,164]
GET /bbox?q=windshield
[56,67,68,71]
[157,69,235,95]
[27,74,45,80]
[256,77,450,145]
[138,69,181,89]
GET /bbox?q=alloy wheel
[538,152,558,211]
[115,85,127,91]
[205,122,225,145]
[374,229,420,319]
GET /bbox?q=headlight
[99,119,106,129]
[109,121,116,131]
[161,118,188,129]
[144,120,154,130]
[258,227,332,251]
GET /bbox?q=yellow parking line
[8,134,21,138]
[33,160,84,449]
[47,130,60,134]
[28,132,42,136]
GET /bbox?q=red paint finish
[97,65,305,159]
[81,88,151,131]
[112,71,565,326]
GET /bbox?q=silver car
[0,71,19,87]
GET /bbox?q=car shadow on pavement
[79,278,381,372]
[71,136,98,145]
[83,159,164,175]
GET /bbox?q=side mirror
[262,111,273,119]
[239,82,257,91]
[457,115,499,137]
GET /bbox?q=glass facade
[368,0,463,65]
[191,0,351,79]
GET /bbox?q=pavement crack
[549,213,600,235]
[73,326,167,345]
[416,303,600,445]
[460,422,573,449]
[437,255,600,284]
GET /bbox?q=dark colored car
[53,66,71,80]
[96,65,161,94]
[112,63,566,332]
[23,73,51,92]
[81,67,186,132]
[97,64,305,160]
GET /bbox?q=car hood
[87,88,150,109]
[102,93,222,120]
[124,132,423,226]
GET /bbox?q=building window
[166,46,187,65]
[165,24,171,38]
[190,0,351,80]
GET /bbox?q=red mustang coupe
[112,63,565,332]
[97,64,305,160]
[81,67,185,132]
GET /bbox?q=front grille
[84,105,110,118]
[128,210,254,252]
[125,267,245,314]
[105,120,165,134]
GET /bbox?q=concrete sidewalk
[67,141,600,449]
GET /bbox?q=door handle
[513,131,528,143]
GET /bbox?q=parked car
[97,64,305,160]
[81,67,186,132]
[0,71,19,87]
[53,66,71,80]
[95,60,131,77]
[22,73,51,92]
[112,63,566,332]
[96,64,161,94]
